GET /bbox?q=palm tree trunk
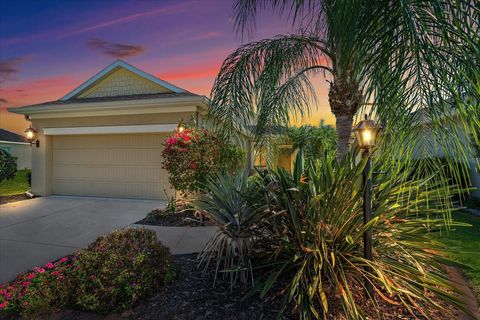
[335,114,354,158]
[328,75,362,159]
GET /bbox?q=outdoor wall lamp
[25,126,40,148]
[177,118,186,133]
[353,115,382,296]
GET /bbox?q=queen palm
[209,0,479,159]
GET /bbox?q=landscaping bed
[0,194,29,205]
[136,207,215,227]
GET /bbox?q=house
[0,129,31,169]
[413,109,480,200]
[9,60,208,200]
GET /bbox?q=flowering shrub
[0,256,75,317]
[0,228,173,317]
[71,228,174,314]
[162,127,244,193]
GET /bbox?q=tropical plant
[0,149,17,183]
[251,154,468,320]
[209,0,479,162]
[161,126,244,193]
[194,172,267,289]
[286,121,337,162]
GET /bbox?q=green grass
[439,211,480,300]
[0,169,30,196]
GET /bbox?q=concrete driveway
[0,196,165,283]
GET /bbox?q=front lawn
[0,169,30,196]
[441,211,480,300]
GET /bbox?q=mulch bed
[132,254,292,320]
[0,194,30,205]
[136,208,216,227]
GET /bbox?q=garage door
[52,134,172,200]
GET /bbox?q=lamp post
[353,115,382,296]
[25,126,39,148]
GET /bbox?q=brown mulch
[136,208,216,227]
[0,194,30,205]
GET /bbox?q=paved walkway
[135,225,217,255]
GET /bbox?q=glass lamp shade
[177,119,186,133]
[24,126,37,142]
[353,116,382,150]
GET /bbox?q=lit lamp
[177,119,186,133]
[353,115,382,296]
[25,126,39,148]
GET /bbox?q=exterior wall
[413,118,480,199]
[0,142,31,169]
[78,68,170,98]
[30,111,195,197]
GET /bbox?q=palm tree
[209,0,479,159]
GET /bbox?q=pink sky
[0,0,334,135]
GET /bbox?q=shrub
[254,155,465,319]
[0,256,75,318]
[72,228,174,314]
[161,127,244,193]
[0,229,174,317]
[0,149,17,183]
[194,172,267,288]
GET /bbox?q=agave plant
[254,154,469,320]
[194,172,267,289]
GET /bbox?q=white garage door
[52,134,172,200]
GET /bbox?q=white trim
[60,60,185,100]
[0,140,29,145]
[43,124,178,136]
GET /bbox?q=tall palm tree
[209,0,479,159]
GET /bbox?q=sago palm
[209,0,479,160]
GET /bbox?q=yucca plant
[194,172,267,289]
[254,154,469,320]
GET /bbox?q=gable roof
[0,129,28,143]
[61,60,186,100]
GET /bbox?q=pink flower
[0,289,6,295]
[37,268,45,273]
[0,301,7,309]
[22,282,31,287]
[26,273,36,279]
[190,162,196,169]
[45,262,54,269]
[59,257,68,263]
[51,271,60,276]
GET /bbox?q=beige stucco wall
[30,111,195,197]
[0,142,31,169]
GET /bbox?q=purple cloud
[87,38,145,58]
[0,57,27,84]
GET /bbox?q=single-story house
[9,60,208,200]
[0,129,31,169]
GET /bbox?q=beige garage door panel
[52,134,171,200]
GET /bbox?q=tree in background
[0,149,17,183]
[287,120,336,162]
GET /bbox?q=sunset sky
[0,0,333,135]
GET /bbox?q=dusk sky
[0,0,333,135]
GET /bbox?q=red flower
[190,162,196,169]
[26,273,36,280]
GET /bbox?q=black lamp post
[25,126,39,148]
[353,115,382,295]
